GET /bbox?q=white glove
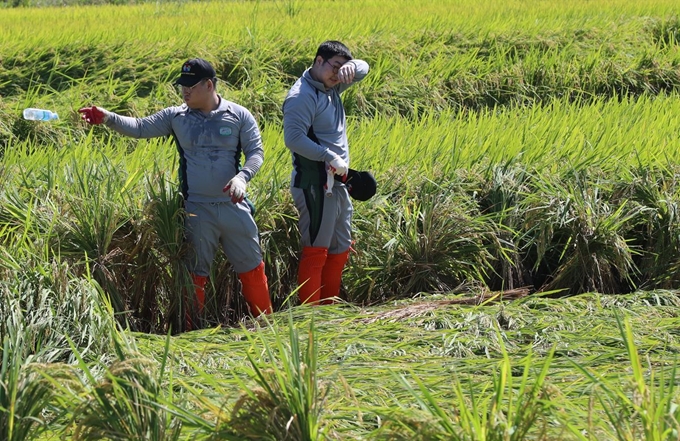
[223,175,247,203]
[329,155,348,177]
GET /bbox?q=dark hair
[314,40,353,63]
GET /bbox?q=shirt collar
[215,95,233,113]
[183,95,233,115]
[302,68,328,92]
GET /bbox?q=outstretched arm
[78,106,175,138]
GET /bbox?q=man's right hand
[223,175,247,204]
[78,106,108,125]
[329,156,348,177]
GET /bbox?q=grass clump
[224,314,330,440]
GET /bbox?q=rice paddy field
[2,0,680,439]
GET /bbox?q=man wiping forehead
[79,57,272,330]
[283,40,371,305]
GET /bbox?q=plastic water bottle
[23,108,59,121]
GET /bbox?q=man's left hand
[337,62,356,84]
[223,175,247,203]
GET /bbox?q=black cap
[343,169,377,201]
[174,58,216,87]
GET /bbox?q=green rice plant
[0,259,117,364]
[251,137,300,309]
[56,151,137,314]
[126,168,190,333]
[2,0,680,126]
[477,160,533,291]
[648,16,680,47]
[221,313,331,440]
[0,180,59,264]
[375,332,555,440]
[56,153,131,260]
[615,163,680,290]
[570,315,680,441]
[0,333,78,441]
[205,256,245,325]
[347,174,496,303]
[520,169,642,294]
[69,332,183,441]
[257,199,300,310]
[4,0,680,327]
[276,0,302,18]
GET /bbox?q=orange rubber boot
[297,247,328,304]
[238,261,273,316]
[185,274,208,331]
[320,250,350,304]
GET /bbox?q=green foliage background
[1,0,680,330]
[2,1,680,440]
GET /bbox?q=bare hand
[336,63,356,84]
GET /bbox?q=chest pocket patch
[219,126,232,136]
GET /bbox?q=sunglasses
[177,78,209,93]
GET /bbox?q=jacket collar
[302,68,328,93]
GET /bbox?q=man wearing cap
[282,40,371,305]
[79,58,273,329]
